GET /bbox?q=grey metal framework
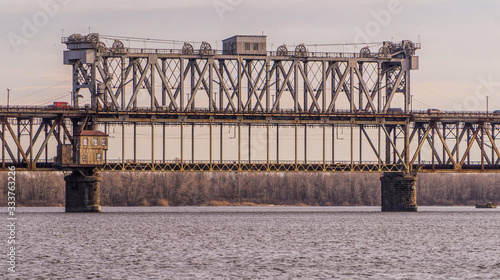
[1,108,500,174]
[62,34,419,114]
[1,33,497,174]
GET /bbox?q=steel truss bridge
[1,108,500,174]
[1,33,499,175]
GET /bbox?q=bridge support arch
[380,172,418,212]
[64,169,102,212]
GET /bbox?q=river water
[2,206,499,279]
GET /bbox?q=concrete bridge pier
[64,169,102,212]
[380,172,418,212]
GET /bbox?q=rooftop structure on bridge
[222,35,267,55]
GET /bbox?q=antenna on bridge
[6,88,10,108]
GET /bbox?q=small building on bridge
[222,35,267,56]
[73,130,108,165]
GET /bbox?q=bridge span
[1,33,498,212]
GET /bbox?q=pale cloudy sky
[1,0,499,110]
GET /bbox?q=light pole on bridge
[486,95,489,114]
[6,88,10,108]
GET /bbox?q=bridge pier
[64,170,102,212]
[380,172,418,212]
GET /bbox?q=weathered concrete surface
[380,172,418,212]
[65,170,101,212]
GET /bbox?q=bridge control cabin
[222,35,267,55]
[75,130,108,165]
[58,130,108,165]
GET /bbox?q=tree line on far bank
[1,172,498,207]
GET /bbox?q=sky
[1,0,500,111]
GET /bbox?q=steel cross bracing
[62,34,419,114]
[1,108,500,173]
[3,34,496,173]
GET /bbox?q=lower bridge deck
[3,161,500,173]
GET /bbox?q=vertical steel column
[492,124,495,164]
[295,122,298,164]
[57,120,61,148]
[247,60,252,110]
[102,58,108,106]
[332,124,335,163]
[418,126,422,164]
[238,122,241,164]
[322,61,326,112]
[180,122,184,164]
[121,57,126,109]
[432,125,435,169]
[322,123,326,165]
[331,62,336,112]
[133,59,138,108]
[219,60,224,110]
[237,58,242,111]
[191,60,195,110]
[220,124,223,163]
[17,121,20,162]
[276,62,280,111]
[44,122,48,163]
[72,64,78,107]
[467,125,471,165]
[266,60,270,112]
[393,126,397,164]
[163,123,166,163]
[442,124,446,164]
[358,63,363,111]
[180,58,185,111]
[209,59,214,111]
[91,62,97,109]
[405,119,410,172]
[209,121,213,165]
[104,122,107,162]
[248,124,251,162]
[121,122,125,164]
[191,124,195,163]
[378,125,382,166]
[304,61,308,111]
[359,125,363,163]
[456,122,459,164]
[133,123,137,162]
[267,122,270,164]
[350,63,354,113]
[276,125,279,162]
[304,125,307,163]
[151,122,155,166]
[162,58,167,106]
[481,124,484,170]
[405,66,410,113]
[378,62,382,113]
[29,119,33,169]
[1,121,4,168]
[385,126,391,163]
[294,61,299,112]
[350,123,354,166]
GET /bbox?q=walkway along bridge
[1,33,499,212]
